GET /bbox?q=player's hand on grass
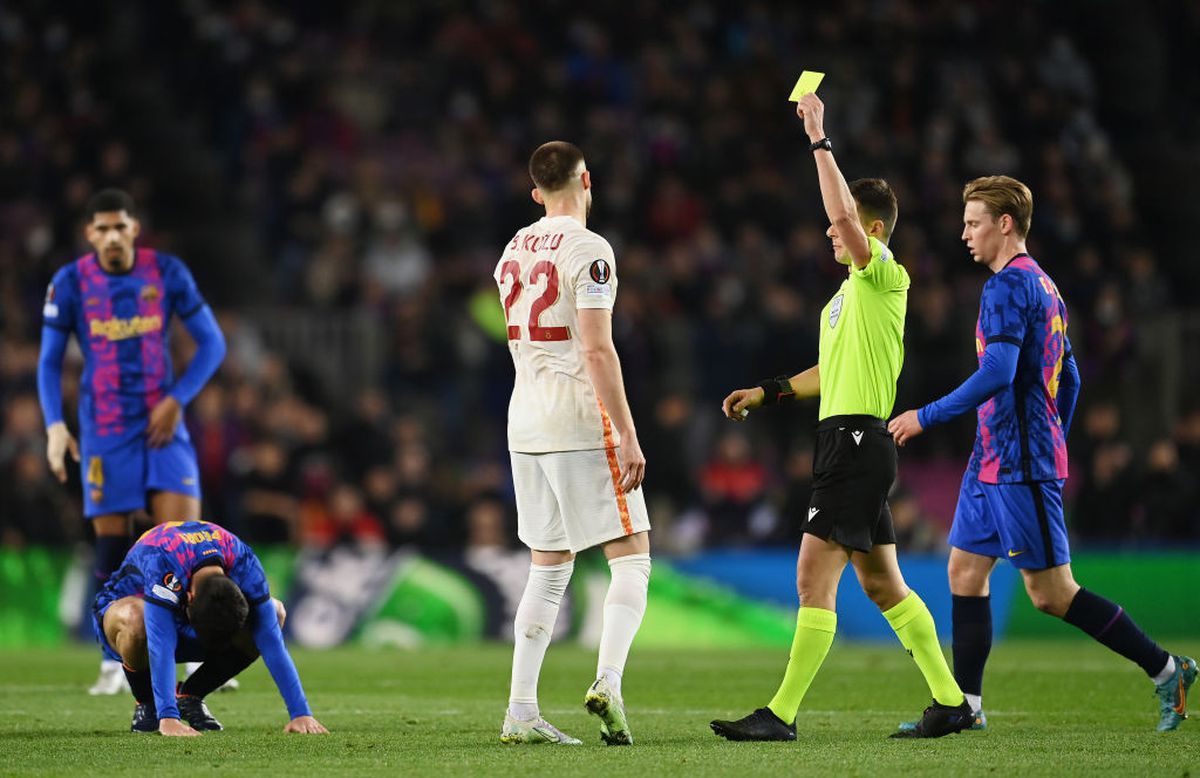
[616,432,646,494]
[159,718,202,737]
[147,395,182,448]
[284,715,329,734]
[45,421,80,483]
[888,410,923,447]
[796,93,826,142]
[722,387,764,421]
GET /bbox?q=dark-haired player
[37,189,227,694]
[710,94,970,742]
[95,520,327,735]
[889,175,1196,732]
[494,141,652,745]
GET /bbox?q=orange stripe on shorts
[598,401,633,535]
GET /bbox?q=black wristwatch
[809,137,832,152]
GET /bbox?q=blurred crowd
[2,1,1198,552]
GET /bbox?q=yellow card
[788,70,825,101]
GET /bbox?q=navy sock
[123,665,154,705]
[951,594,991,698]
[94,535,130,584]
[179,648,256,699]
[1062,588,1169,677]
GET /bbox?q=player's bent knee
[858,573,903,608]
[796,578,838,610]
[1029,594,1057,615]
[947,563,989,596]
[1026,589,1068,617]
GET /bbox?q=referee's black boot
[710,707,797,741]
[889,699,973,739]
[177,693,223,731]
[130,701,159,733]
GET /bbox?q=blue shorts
[948,470,1071,570]
[80,434,201,518]
[92,597,205,664]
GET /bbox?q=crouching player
[94,520,328,735]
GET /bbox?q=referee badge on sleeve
[828,294,844,328]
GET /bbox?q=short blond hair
[962,175,1033,238]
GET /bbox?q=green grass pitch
[2,640,1196,776]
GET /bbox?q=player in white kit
[496,141,652,746]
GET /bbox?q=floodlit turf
[2,640,1196,776]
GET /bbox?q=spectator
[700,431,770,545]
[890,489,945,554]
[235,438,299,544]
[1137,439,1197,541]
[302,481,386,549]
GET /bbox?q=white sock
[965,693,982,712]
[1152,655,1177,685]
[184,661,201,676]
[101,658,122,671]
[508,560,574,720]
[596,553,651,698]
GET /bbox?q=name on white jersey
[508,232,564,253]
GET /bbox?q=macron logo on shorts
[808,507,820,523]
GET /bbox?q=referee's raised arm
[796,93,871,268]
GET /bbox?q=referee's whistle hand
[722,387,763,421]
[888,410,923,447]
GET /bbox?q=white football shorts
[510,448,650,553]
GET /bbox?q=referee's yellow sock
[766,607,837,724]
[883,591,964,707]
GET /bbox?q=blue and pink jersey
[968,254,1070,484]
[40,249,206,450]
[100,521,271,612]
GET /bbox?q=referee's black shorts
[803,414,897,553]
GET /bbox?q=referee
[709,93,971,741]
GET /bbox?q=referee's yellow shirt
[817,236,910,421]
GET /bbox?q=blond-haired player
[495,141,651,746]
